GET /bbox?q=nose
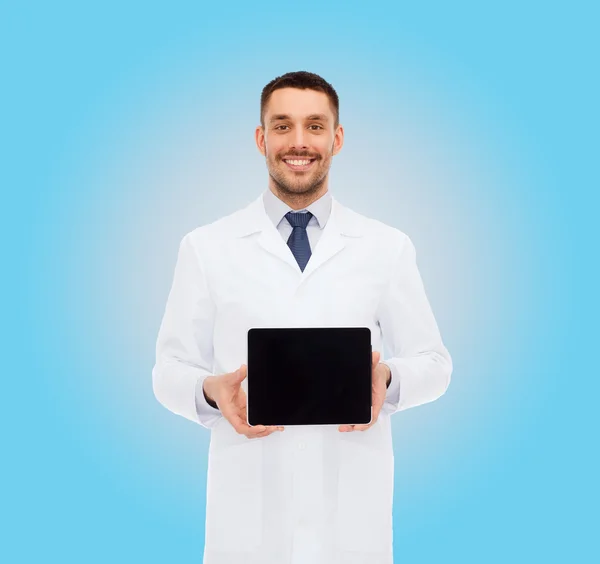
[290,127,308,151]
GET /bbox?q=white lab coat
[152,192,452,564]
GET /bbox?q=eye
[275,125,289,130]
[309,125,323,130]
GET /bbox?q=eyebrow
[269,113,329,123]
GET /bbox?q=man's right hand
[203,364,284,439]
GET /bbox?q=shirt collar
[262,187,332,230]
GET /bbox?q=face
[256,87,344,199]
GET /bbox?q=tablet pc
[247,327,372,427]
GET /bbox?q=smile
[283,158,315,171]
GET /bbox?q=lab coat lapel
[298,208,346,282]
[234,192,363,285]
[255,220,299,273]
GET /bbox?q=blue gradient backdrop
[4,1,598,562]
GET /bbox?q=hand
[338,351,389,432]
[204,364,284,439]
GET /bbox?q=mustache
[278,152,320,160]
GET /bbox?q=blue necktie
[285,211,313,272]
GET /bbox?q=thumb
[372,350,381,367]
[225,365,245,387]
[233,364,247,382]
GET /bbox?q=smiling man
[257,84,342,208]
[152,71,453,564]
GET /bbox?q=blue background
[4,1,598,562]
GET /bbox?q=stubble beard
[266,151,332,201]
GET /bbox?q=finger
[247,426,282,439]
[246,425,281,437]
[247,432,270,439]
[357,405,381,431]
[339,354,381,433]
[372,402,382,425]
[372,350,381,368]
[237,404,282,436]
[221,393,264,436]
[235,393,246,412]
[352,409,377,431]
[235,387,248,413]
[225,365,246,389]
[246,427,272,439]
[239,402,260,432]
[226,409,263,436]
[229,365,246,385]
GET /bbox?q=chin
[287,183,320,194]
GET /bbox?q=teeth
[286,159,311,166]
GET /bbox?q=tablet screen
[247,327,372,426]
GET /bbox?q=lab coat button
[298,441,305,450]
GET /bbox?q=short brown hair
[260,71,340,128]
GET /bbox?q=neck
[268,176,329,210]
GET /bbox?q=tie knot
[285,211,313,229]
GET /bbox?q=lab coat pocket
[205,441,263,552]
[335,437,394,552]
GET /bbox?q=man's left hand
[338,351,389,432]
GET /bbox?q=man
[152,71,452,564]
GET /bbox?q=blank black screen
[247,327,372,426]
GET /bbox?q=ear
[332,124,344,156]
[255,125,266,156]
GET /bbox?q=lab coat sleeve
[152,232,223,429]
[377,233,452,415]
[381,361,401,408]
